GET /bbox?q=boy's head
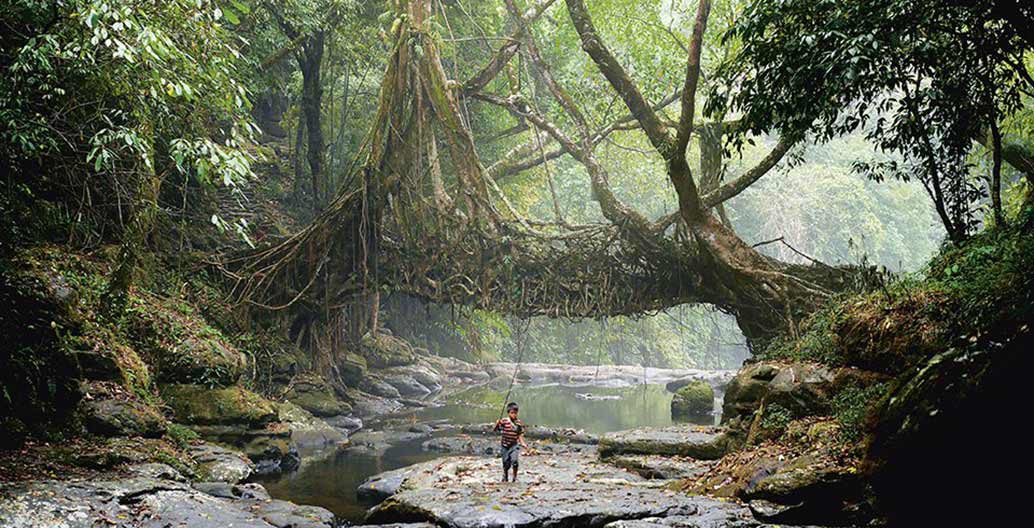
[506,402,519,419]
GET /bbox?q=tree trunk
[299,33,326,210]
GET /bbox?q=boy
[494,402,528,482]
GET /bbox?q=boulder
[278,401,346,448]
[126,297,247,386]
[78,381,166,438]
[384,364,444,394]
[161,384,278,427]
[382,374,432,398]
[80,397,167,438]
[188,442,254,483]
[598,425,731,460]
[285,374,352,417]
[361,332,416,369]
[358,467,413,504]
[339,352,368,386]
[360,376,402,399]
[670,380,714,419]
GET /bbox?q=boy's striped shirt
[497,418,524,448]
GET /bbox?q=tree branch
[461,0,559,95]
[564,0,672,154]
[701,137,793,208]
[674,0,712,159]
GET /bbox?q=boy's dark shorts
[501,444,520,468]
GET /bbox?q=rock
[358,467,413,504]
[486,362,736,389]
[599,425,731,460]
[721,363,783,424]
[384,364,444,394]
[161,384,278,427]
[350,524,437,528]
[366,454,757,528]
[576,392,622,401]
[671,380,715,419]
[286,374,352,417]
[324,414,364,434]
[383,374,432,398]
[408,423,434,434]
[80,395,167,438]
[607,455,715,480]
[278,401,346,448]
[866,334,1034,526]
[360,376,403,399]
[340,352,368,386]
[422,436,595,457]
[126,298,247,386]
[0,464,334,528]
[361,332,416,369]
[189,442,254,483]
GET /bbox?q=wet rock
[408,423,434,434]
[358,467,413,504]
[383,374,432,397]
[607,455,715,480]
[360,376,403,399]
[384,364,444,394]
[366,454,756,528]
[350,524,436,528]
[286,374,352,417]
[188,442,254,483]
[324,414,364,434]
[279,401,346,448]
[0,464,333,528]
[80,395,167,438]
[671,380,715,419]
[599,425,731,460]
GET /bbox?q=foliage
[1,0,258,238]
[832,383,887,444]
[759,402,794,434]
[165,422,200,449]
[710,0,1034,241]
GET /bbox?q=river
[258,382,721,522]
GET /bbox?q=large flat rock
[365,454,757,528]
[599,426,731,460]
[0,464,334,528]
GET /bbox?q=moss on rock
[360,332,415,369]
[285,374,351,417]
[160,384,277,427]
[126,293,246,387]
[671,380,714,418]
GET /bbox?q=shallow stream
[259,382,719,522]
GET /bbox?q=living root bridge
[221,0,856,353]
